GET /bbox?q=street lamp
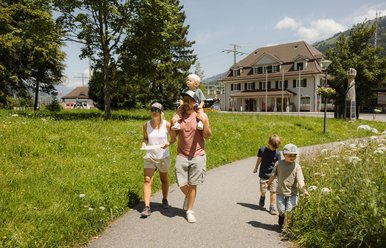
[321,59,332,134]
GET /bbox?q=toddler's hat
[283,144,299,155]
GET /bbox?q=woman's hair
[188,73,201,87]
[268,134,281,149]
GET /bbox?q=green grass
[287,137,386,247]
[0,109,385,247]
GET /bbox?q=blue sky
[62,0,386,89]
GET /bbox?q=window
[245,82,255,91]
[284,80,288,89]
[237,83,241,90]
[296,62,304,71]
[293,79,297,88]
[267,81,271,89]
[231,84,233,91]
[275,81,279,89]
[233,69,241,76]
[301,79,307,88]
[259,82,263,90]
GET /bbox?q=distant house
[61,87,95,110]
[221,41,331,112]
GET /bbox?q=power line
[222,44,247,65]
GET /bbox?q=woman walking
[140,103,174,217]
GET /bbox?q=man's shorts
[260,178,278,193]
[144,157,171,173]
[174,154,206,187]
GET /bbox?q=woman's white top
[145,120,169,159]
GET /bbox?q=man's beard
[183,104,191,111]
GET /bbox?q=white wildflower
[357,125,371,131]
[374,149,384,154]
[348,156,361,164]
[88,207,94,211]
[79,194,86,198]
[321,149,328,154]
[308,186,318,191]
[11,114,19,117]
[99,206,106,211]
[348,144,357,149]
[370,136,378,140]
[321,187,331,194]
[358,143,367,148]
[314,172,322,176]
[371,128,378,134]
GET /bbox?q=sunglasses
[150,108,162,113]
[288,154,297,158]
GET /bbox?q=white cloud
[275,17,346,43]
[352,9,386,24]
[275,17,300,30]
[297,19,346,42]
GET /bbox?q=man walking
[171,89,212,223]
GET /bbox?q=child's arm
[298,180,309,196]
[267,161,278,187]
[253,157,262,173]
[198,100,205,109]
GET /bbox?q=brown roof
[61,87,90,99]
[223,41,324,81]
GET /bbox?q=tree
[118,0,196,109]
[54,0,130,119]
[326,21,386,118]
[0,0,64,109]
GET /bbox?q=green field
[0,109,384,247]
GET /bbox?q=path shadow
[135,202,186,219]
[237,202,269,213]
[247,220,281,233]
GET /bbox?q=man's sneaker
[186,210,196,223]
[182,197,188,211]
[162,199,169,209]
[259,196,265,207]
[197,121,204,130]
[269,205,278,215]
[278,215,285,229]
[140,206,151,218]
[171,122,181,130]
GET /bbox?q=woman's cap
[150,102,163,111]
[181,90,198,102]
[283,144,299,155]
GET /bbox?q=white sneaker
[182,197,188,211]
[186,210,196,223]
[197,121,203,130]
[172,122,181,130]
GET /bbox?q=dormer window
[233,69,241,76]
[296,62,304,71]
[253,65,280,74]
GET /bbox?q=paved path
[87,141,358,248]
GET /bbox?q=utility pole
[375,10,381,48]
[222,44,247,64]
[74,72,90,87]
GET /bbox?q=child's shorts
[144,157,171,173]
[276,194,298,214]
[260,178,278,193]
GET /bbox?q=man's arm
[202,118,212,139]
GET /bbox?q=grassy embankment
[0,109,384,247]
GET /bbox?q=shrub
[288,137,386,247]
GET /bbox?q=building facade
[221,41,329,112]
[61,87,95,110]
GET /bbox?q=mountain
[202,72,227,87]
[313,16,386,55]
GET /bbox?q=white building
[221,41,329,112]
[61,87,95,110]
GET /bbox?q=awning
[230,90,296,98]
